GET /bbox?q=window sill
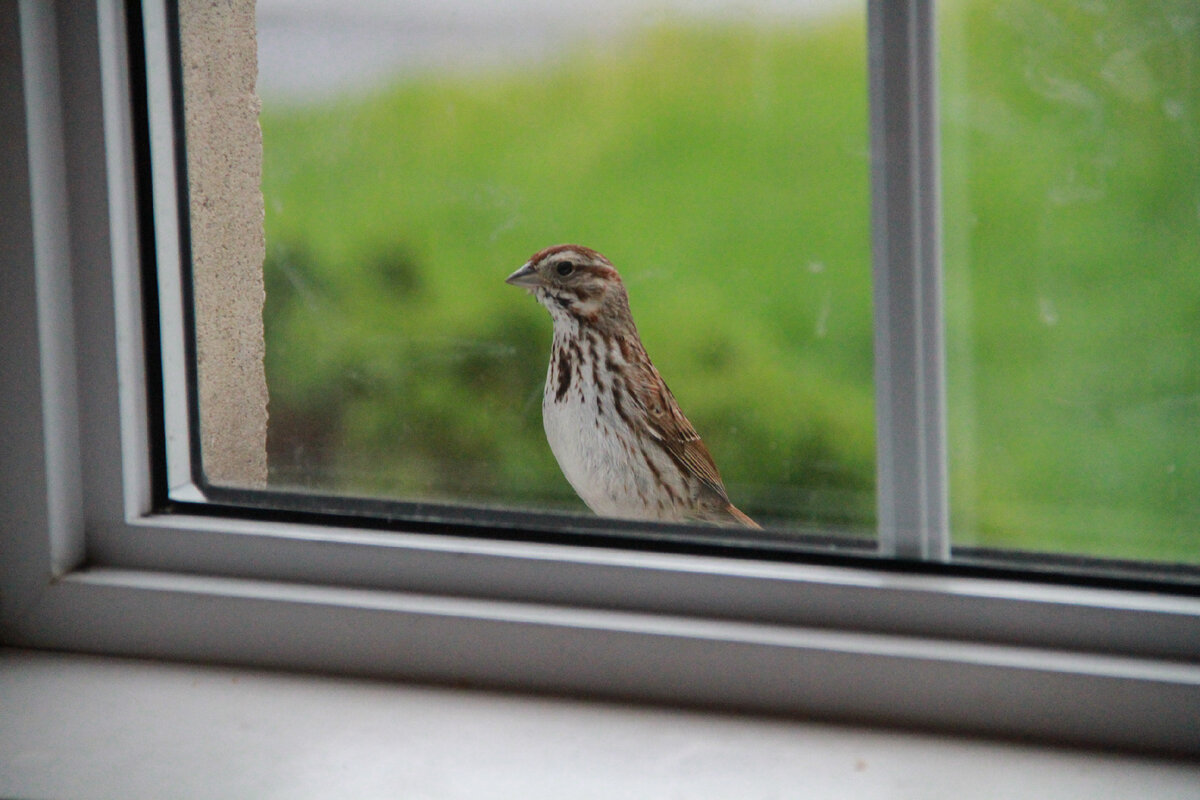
[4,647,1199,799]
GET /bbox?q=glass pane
[941,0,1200,562]
[180,0,874,538]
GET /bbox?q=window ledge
[4,647,1199,800]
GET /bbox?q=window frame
[2,0,1199,757]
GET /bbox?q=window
[3,0,1199,757]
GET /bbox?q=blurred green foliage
[259,1,1199,561]
[261,18,877,531]
[940,0,1200,560]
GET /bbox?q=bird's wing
[628,363,731,503]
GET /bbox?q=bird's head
[505,244,630,328]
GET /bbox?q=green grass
[260,2,1200,562]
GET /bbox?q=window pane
[941,0,1200,562]
[221,0,875,536]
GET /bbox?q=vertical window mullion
[868,0,949,561]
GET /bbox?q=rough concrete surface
[180,0,269,487]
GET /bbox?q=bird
[506,244,759,528]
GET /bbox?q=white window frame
[2,0,1199,756]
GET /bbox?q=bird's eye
[554,261,574,277]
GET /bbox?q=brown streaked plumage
[506,244,759,528]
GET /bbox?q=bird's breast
[541,338,683,521]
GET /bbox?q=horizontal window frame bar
[82,509,1200,664]
[167,482,1200,593]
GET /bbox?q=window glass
[940,0,1200,562]
[243,0,874,535]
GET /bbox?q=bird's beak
[505,261,541,288]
